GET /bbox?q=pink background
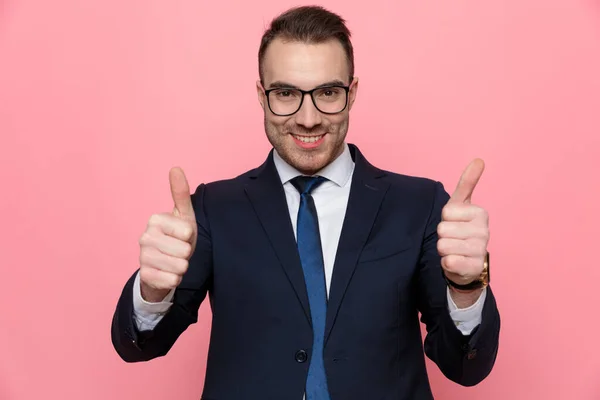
[1,0,599,399]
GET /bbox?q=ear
[348,77,359,111]
[256,80,265,110]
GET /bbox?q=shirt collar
[273,142,354,187]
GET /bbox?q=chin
[267,128,344,173]
[290,152,332,175]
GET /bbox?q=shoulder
[364,162,452,220]
[378,167,449,201]
[368,166,452,227]
[188,164,263,206]
[351,143,449,202]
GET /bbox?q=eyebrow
[267,80,347,90]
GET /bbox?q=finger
[139,229,193,259]
[450,158,485,204]
[441,204,484,222]
[148,213,195,242]
[441,255,483,276]
[443,269,477,286]
[169,167,195,219]
[140,247,189,276]
[140,266,182,290]
[437,221,488,240]
[437,238,482,257]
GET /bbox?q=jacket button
[295,350,308,363]
[467,349,477,360]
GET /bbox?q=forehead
[262,38,350,88]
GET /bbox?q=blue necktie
[291,176,331,400]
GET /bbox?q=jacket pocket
[358,237,415,263]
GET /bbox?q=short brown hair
[258,6,354,82]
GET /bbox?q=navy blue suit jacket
[111,144,500,400]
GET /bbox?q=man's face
[257,38,358,175]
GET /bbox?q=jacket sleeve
[417,180,501,386]
[110,183,214,362]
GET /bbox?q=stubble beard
[264,116,349,175]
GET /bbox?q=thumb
[450,158,485,204]
[169,167,195,219]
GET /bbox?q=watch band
[445,252,490,291]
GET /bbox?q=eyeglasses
[264,85,351,116]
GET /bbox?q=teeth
[294,135,323,143]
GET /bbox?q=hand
[138,167,198,302]
[437,159,489,288]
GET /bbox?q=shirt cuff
[447,286,487,336]
[132,271,174,331]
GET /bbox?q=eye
[315,87,343,101]
[274,89,299,98]
[320,87,341,95]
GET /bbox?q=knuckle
[437,239,449,255]
[437,222,446,237]
[441,256,449,269]
[441,260,448,272]
[479,244,488,256]
[482,226,490,241]
[168,273,182,288]
[148,214,162,227]
[158,275,172,289]
[156,277,171,290]
[482,208,489,221]
[181,224,194,241]
[436,239,444,252]
[441,205,451,220]
[139,231,153,246]
[177,258,189,274]
[476,207,489,223]
[468,238,485,254]
[182,242,193,259]
[442,255,456,271]
[441,237,449,248]
[477,227,489,240]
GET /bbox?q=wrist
[449,286,484,308]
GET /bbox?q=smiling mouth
[291,134,325,143]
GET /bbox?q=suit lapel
[244,152,312,326]
[324,144,390,344]
[242,145,390,335]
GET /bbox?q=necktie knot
[290,176,327,195]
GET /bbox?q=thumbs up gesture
[138,167,198,302]
[437,159,490,288]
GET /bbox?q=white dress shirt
[132,143,486,335]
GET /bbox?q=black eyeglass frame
[263,84,352,117]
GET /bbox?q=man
[111,6,500,400]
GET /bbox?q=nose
[294,94,322,129]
